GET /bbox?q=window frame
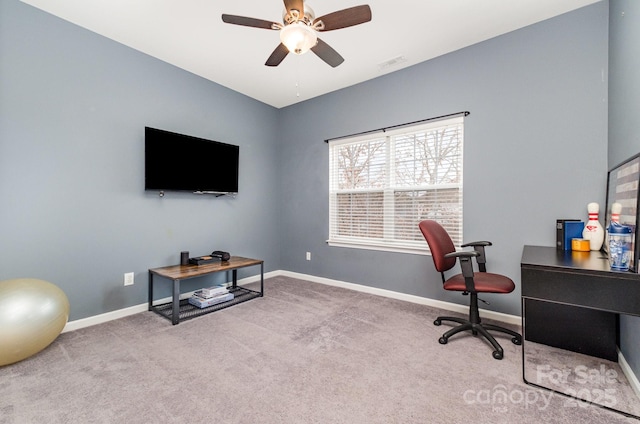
[328,116,464,255]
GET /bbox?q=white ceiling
[21,0,600,109]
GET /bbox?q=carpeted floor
[0,276,637,423]
[524,340,640,418]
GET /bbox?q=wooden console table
[148,256,263,325]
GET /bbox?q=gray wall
[609,0,640,378]
[0,0,281,321]
[277,1,609,316]
[0,1,612,321]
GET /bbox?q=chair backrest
[419,220,457,273]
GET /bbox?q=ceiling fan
[222,0,372,68]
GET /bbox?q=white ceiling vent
[378,55,408,71]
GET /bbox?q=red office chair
[419,220,521,360]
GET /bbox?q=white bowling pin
[583,202,604,251]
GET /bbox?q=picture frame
[604,153,640,272]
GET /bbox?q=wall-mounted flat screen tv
[145,127,239,194]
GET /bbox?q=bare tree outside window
[336,139,386,189]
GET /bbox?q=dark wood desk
[521,245,640,417]
[521,246,640,359]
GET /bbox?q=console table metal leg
[172,279,180,325]
[148,270,154,311]
[260,262,264,296]
[232,269,237,289]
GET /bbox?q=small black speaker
[180,251,189,265]
[211,250,231,261]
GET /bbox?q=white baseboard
[62,304,149,333]
[63,269,519,332]
[277,270,522,326]
[618,349,640,402]
[62,270,280,333]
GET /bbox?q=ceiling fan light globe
[280,22,317,55]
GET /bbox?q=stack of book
[189,284,234,308]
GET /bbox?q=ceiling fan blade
[221,14,278,30]
[314,5,372,31]
[265,43,290,67]
[311,38,344,68]
[283,0,304,16]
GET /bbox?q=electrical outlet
[306,252,311,261]
[124,272,134,286]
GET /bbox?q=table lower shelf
[151,286,262,323]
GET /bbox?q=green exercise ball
[0,278,69,366]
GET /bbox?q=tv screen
[145,127,239,194]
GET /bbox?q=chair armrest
[444,251,480,259]
[461,241,492,248]
[445,251,478,281]
[460,241,492,272]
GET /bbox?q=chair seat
[444,272,515,294]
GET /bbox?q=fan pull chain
[295,61,301,98]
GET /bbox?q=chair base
[434,314,522,360]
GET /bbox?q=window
[328,116,464,254]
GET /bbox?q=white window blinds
[329,116,464,253]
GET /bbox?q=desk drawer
[521,267,640,315]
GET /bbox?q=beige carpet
[0,276,636,423]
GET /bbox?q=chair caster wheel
[438,336,448,344]
[434,319,441,326]
[512,337,522,345]
[492,351,503,360]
